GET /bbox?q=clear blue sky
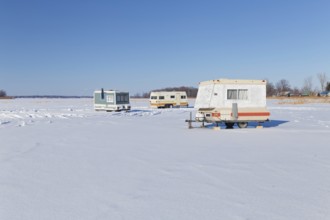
[1,0,330,96]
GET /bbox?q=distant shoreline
[7,96,93,99]
[0,96,15,99]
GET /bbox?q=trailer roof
[199,78,267,86]
[150,91,187,93]
[94,90,129,93]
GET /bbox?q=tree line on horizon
[2,73,330,98]
[132,73,330,98]
[131,86,198,98]
[266,73,330,97]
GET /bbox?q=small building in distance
[94,89,131,112]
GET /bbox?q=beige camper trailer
[194,79,270,128]
[149,91,188,108]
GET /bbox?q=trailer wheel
[225,122,234,128]
[237,122,248,128]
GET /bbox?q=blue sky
[1,0,330,95]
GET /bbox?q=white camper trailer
[193,79,270,128]
[149,91,188,108]
[94,89,131,112]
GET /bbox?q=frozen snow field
[1,98,330,220]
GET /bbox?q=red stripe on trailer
[212,112,221,117]
[237,112,270,117]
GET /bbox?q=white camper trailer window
[107,95,114,103]
[181,95,187,99]
[227,90,238,100]
[238,89,248,100]
[151,96,157,99]
[170,95,175,99]
[227,89,248,100]
[159,96,165,100]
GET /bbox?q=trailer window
[151,96,157,100]
[181,95,187,99]
[106,94,114,103]
[227,89,248,100]
[170,95,175,99]
[227,90,238,100]
[159,96,165,100]
[238,89,248,100]
[115,94,129,103]
[124,95,129,102]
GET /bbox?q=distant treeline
[3,73,330,99]
[0,89,94,99]
[266,78,330,97]
[0,90,6,97]
[14,96,93,98]
[131,86,198,98]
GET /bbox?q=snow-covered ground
[1,98,330,220]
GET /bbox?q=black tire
[225,122,234,128]
[237,122,248,128]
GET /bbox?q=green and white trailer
[94,89,131,112]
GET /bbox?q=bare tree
[276,79,291,94]
[326,82,330,91]
[131,92,142,98]
[292,87,301,95]
[142,92,150,98]
[152,86,198,97]
[317,73,327,91]
[302,76,313,94]
[0,90,7,97]
[266,81,276,97]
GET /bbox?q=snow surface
[1,98,330,220]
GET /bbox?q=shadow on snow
[199,120,289,129]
